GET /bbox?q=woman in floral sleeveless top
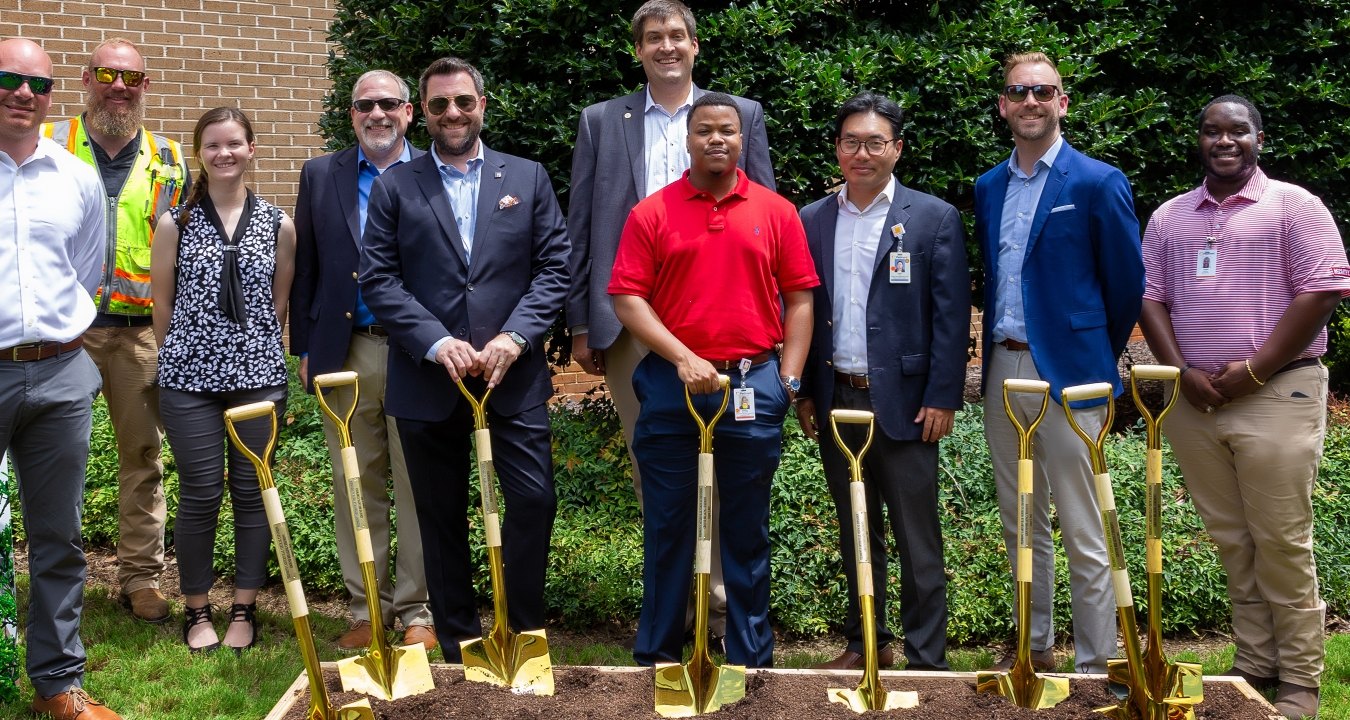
[149,107,295,654]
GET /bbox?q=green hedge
[13,372,1350,644]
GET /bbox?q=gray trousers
[1,348,101,697]
[160,385,286,595]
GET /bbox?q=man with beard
[608,93,816,668]
[2,37,121,720]
[289,70,435,652]
[42,37,189,625]
[358,57,568,660]
[974,51,1143,674]
[1139,95,1349,720]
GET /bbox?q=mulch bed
[275,665,1277,720]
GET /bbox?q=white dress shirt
[0,138,105,347]
[832,176,896,375]
[643,85,694,197]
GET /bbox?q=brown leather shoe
[990,647,1056,672]
[31,687,123,720]
[812,646,894,670]
[1274,681,1319,719]
[402,624,437,651]
[119,588,169,624]
[337,620,373,650]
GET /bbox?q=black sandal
[225,602,259,655]
[183,604,220,654]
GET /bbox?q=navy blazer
[565,86,775,350]
[800,180,971,442]
[975,142,1144,401]
[359,146,570,421]
[289,144,426,389]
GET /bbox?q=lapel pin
[498,194,520,210]
[494,171,502,178]
[624,112,632,119]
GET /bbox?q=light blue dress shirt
[435,142,485,261]
[992,135,1063,344]
[353,142,412,328]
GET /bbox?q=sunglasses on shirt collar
[0,70,54,95]
[92,66,146,87]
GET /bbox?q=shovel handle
[224,400,278,491]
[456,379,493,431]
[828,409,875,486]
[1001,379,1050,459]
[685,376,731,453]
[314,372,360,447]
[1060,381,1114,403]
[314,370,359,388]
[831,409,874,424]
[225,400,277,423]
[1130,364,1180,451]
[1061,382,1114,474]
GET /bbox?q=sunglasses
[352,97,406,113]
[0,70,54,95]
[92,66,146,87]
[425,94,479,116]
[1003,84,1059,103]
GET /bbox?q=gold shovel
[1128,365,1204,718]
[223,401,374,720]
[825,409,920,713]
[1061,383,1148,719]
[455,379,555,696]
[313,371,435,701]
[654,376,745,717]
[976,379,1070,709]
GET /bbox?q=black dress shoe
[224,602,259,655]
[183,604,221,655]
[812,646,895,670]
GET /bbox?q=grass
[3,575,1347,718]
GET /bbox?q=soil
[277,666,1276,720]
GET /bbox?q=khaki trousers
[320,332,432,628]
[83,325,166,593]
[1163,364,1327,687]
[606,329,726,636]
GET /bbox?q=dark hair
[687,92,740,129]
[630,0,696,46]
[178,106,254,232]
[834,92,904,139]
[418,57,484,101]
[1198,94,1263,134]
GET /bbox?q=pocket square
[498,194,519,210]
[1050,204,1076,213]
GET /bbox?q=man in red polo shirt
[609,92,817,668]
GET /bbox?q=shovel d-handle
[314,371,360,447]
[224,400,279,491]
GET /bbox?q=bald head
[0,38,55,160]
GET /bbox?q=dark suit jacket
[975,142,1143,401]
[359,146,569,421]
[800,180,971,441]
[289,143,425,388]
[566,86,775,350]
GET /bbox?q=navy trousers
[631,354,788,668]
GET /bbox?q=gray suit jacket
[565,86,775,350]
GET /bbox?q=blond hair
[1002,51,1062,87]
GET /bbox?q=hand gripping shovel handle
[685,376,729,639]
[224,402,375,720]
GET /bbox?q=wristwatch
[503,331,528,352]
[781,375,801,394]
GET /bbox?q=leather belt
[708,350,774,371]
[834,370,869,389]
[2,337,84,362]
[998,338,1030,351]
[1274,357,1320,376]
[354,325,388,337]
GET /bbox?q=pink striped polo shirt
[1142,168,1350,372]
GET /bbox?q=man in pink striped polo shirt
[1139,94,1350,720]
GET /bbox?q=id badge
[1196,248,1217,277]
[889,251,912,284]
[733,387,756,421]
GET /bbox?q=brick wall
[2,0,336,211]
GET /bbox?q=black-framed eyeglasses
[0,70,54,95]
[837,137,896,155]
[1003,84,1059,103]
[92,66,146,87]
[352,97,407,113]
[425,94,479,116]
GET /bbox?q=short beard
[360,126,399,156]
[85,97,144,139]
[433,129,480,160]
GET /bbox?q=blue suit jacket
[975,142,1143,401]
[565,86,775,350]
[800,180,971,441]
[359,146,570,420]
[289,144,426,389]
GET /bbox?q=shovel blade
[337,643,436,701]
[826,685,919,713]
[975,669,1070,710]
[335,698,376,720]
[461,629,555,696]
[654,660,746,717]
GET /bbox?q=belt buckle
[9,346,18,362]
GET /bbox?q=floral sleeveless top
[157,195,287,391]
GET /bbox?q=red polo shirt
[608,169,819,360]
